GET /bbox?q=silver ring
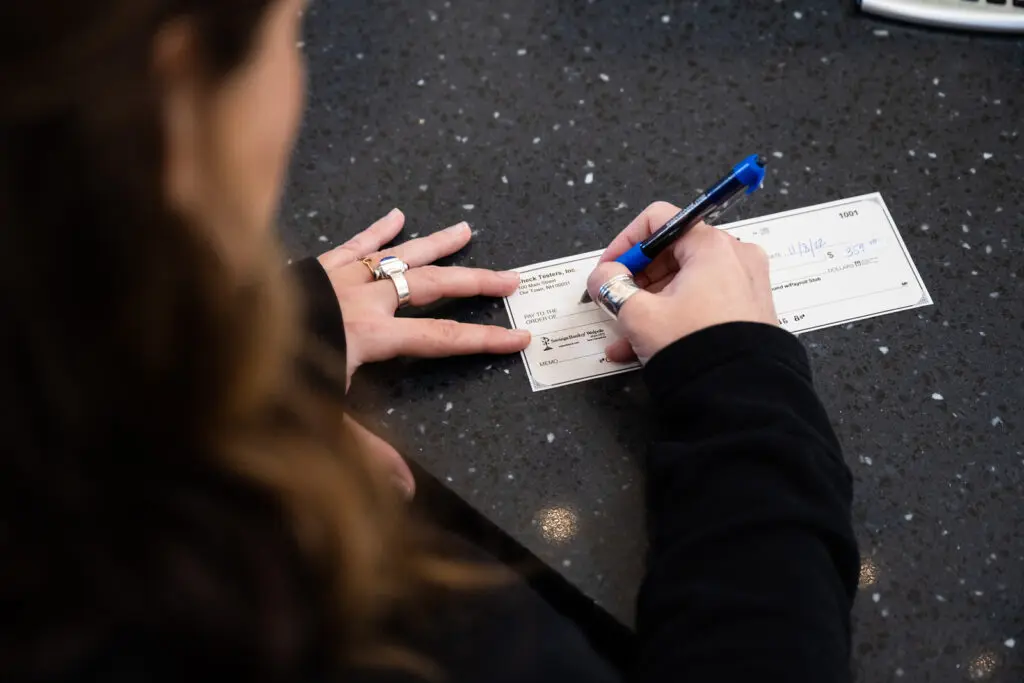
[372,255,408,281]
[596,274,642,319]
[376,256,412,308]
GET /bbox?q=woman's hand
[318,208,531,385]
[586,202,778,363]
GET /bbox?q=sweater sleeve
[632,322,858,683]
[290,257,347,358]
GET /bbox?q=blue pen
[580,154,768,304]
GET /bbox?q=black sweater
[293,259,859,683]
[66,259,858,683]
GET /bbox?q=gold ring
[359,257,379,280]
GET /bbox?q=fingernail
[445,221,470,233]
[389,207,402,217]
[512,329,531,341]
[392,476,415,499]
[499,271,520,285]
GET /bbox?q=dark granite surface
[280,1,1023,680]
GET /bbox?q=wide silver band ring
[388,272,411,308]
[596,274,642,319]
[376,255,412,308]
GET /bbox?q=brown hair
[0,2,443,679]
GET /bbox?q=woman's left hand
[318,208,531,385]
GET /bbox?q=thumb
[344,414,415,499]
[586,262,652,320]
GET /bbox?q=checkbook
[503,193,932,392]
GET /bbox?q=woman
[0,0,859,682]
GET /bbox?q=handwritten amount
[766,236,882,262]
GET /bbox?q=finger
[598,201,682,264]
[670,221,733,265]
[327,218,472,289]
[397,266,520,307]
[384,222,472,267]
[586,262,653,319]
[628,220,718,287]
[646,273,673,295]
[633,249,679,289]
[328,259,379,288]
[321,208,405,267]
[367,318,531,360]
[343,414,415,498]
[605,338,637,363]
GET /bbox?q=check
[503,193,932,392]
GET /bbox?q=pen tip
[579,291,593,305]
[755,155,767,167]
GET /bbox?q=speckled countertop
[280,1,1023,680]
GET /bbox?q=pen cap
[733,154,767,194]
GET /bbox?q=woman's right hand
[586,202,779,364]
